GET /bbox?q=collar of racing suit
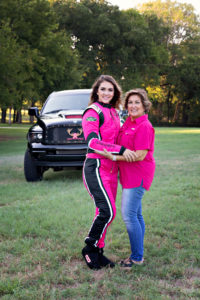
[96,101,112,108]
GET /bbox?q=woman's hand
[95,148,138,162]
[123,149,137,162]
[95,149,113,160]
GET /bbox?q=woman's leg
[97,167,118,248]
[83,158,116,248]
[121,185,145,262]
[82,158,117,269]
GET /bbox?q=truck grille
[45,125,85,145]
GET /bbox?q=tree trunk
[157,102,163,124]
[166,90,171,123]
[13,109,17,123]
[182,103,189,125]
[8,108,12,125]
[16,110,22,123]
[172,102,179,123]
[29,100,35,123]
[1,108,7,123]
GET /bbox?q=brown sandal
[120,257,144,268]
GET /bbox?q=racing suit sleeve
[82,109,126,155]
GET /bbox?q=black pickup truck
[24,89,91,181]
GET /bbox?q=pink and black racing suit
[82,101,125,248]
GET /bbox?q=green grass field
[0,125,200,299]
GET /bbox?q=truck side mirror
[28,107,39,118]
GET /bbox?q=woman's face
[127,94,145,121]
[97,81,114,104]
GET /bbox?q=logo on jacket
[67,128,83,140]
[86,117,97,121]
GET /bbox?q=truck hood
[39,110,84,127]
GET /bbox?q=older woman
[96,88,155,268]
[118,88,155,267]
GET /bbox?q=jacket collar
[96,101,112,108]
[129,114,148,124]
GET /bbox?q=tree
[53,0,168,90]
[0,22,24,122]
[119,9,169,90]
[139,0,200,125]
[0,0,82,122]
[170,39,200,124]
[139,0,200,43]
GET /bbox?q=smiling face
[127,94,145,121]
[97,81,115,104]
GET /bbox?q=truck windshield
[41,93,90,114]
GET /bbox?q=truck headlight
[37,133,43,140]
[28,132,43,143]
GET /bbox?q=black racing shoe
[82,245,101,270]
[98,248,115,268]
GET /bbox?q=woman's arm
[95,149,148,162]
[134,150,148,161]
[82,109,125,155]
[95,149,137,161]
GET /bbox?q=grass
[0,125,200,299]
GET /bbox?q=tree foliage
[53,0,168,90]
[0,0,199,125]
[139,0,200,125]
[0,22,24,109]
[0,0,81,122]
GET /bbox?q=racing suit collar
[96,101,112,108]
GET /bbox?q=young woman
[81,75,135,270]
[96,88,156,268]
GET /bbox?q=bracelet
[112,155,117,161]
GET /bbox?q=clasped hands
[95,148,137,162]
[123,149,137,162]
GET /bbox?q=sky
[109,0,200,15]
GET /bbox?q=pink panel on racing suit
[82,102,124,157]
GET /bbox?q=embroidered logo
[86,117,97,121]
[125,128,135,134]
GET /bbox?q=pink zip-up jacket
[82,102,126,159]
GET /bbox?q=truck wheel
[24,149,43,182]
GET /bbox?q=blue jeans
[121,184,146,261]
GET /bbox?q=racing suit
[82,101,125,248]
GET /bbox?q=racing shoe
[82,245,101,270]
[98,248,115,268]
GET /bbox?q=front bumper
[28,143,87,167]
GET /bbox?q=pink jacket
[82,102,125,159]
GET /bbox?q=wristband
[112,155,117,161]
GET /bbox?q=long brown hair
[89,75,122,109]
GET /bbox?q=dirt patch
[159,267,200,298]
[0,203,8,207]
[62,258,109,280]
[0,135,19,141]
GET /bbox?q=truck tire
[24,149,43,182]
